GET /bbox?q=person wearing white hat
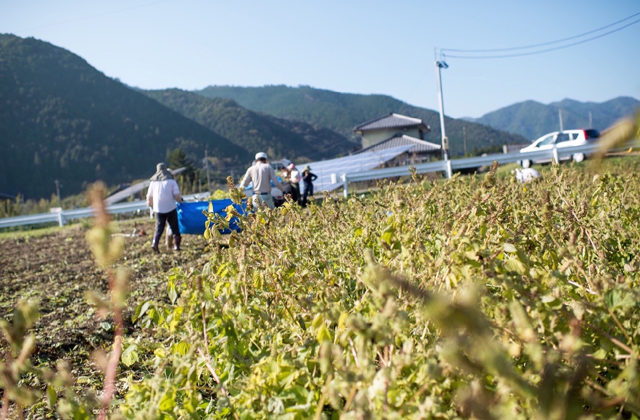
[241,152,285,209]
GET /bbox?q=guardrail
[1,140,638,229]
[342,141,638,197]
[0,192,210,229]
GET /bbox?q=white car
[520,129,600,168]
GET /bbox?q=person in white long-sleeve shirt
[147,162,182,253]
[241,152,285,209]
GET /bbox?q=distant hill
[142,89,354,163]
[465,97,639,140]
[195,85,529,156]
[0,34,247,199]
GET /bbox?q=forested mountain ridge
[196,85,530,156]
[142,89,354,163]
[0,34,247,198]
[465,97,639,140]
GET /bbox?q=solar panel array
[297,145,413,193]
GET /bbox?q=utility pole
[54,179,61,206]
[435,57,449,161]
[204,149,211,192]
[463,126,467,156]
[558,109,564,132]
[589,111,593,128]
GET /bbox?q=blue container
[176,199,245,235]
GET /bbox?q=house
[353,113,440,164]
[354,113,430,149]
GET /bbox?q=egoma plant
[1,112,640,419]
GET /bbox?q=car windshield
[536,134,556,147]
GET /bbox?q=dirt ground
[0,218,210,407]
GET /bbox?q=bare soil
[0,219,209,398]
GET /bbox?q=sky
[1,0,639,118]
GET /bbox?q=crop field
[1,156,640,419]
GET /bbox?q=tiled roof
[355,134,441,155]
[354,113,429,132]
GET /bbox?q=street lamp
[435,60,449,161]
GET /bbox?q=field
[1,156,640,419]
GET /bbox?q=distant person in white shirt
[288,163,301,204]
[241,152,285,209]
[515,168,540,183]
[147,162,182,253]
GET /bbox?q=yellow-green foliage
[120,158,640,419]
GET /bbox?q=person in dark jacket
[301,165,317,208]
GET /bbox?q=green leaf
[167,278,178,305]
[132,301,151,323]
[121,344,139,367]
[172,341,190,356]
[503,243,517,253]
[311,314,323,329]
[505,257,526,275]
[159,391,176,412]
[317,324,332,343]
[381,226,394,245]
[47,385,57,409]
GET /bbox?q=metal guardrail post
[446,160,453,179]
[552,146,560,164]
[342,174,348,198]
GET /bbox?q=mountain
[466,97,639,140]
[142,89,354,163]
[0,34,247,199]
[195,85,530,156]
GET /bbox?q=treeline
[0,34,247,200]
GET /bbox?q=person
[301,165,317,208]
[147,162,182,253]
[241,152,285,209]
[515,168,540,183]
[287,163,301,204]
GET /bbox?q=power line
[443,17,640,59]
[442,11,640,53]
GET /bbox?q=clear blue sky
[1,0,639,118]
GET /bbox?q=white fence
[0,192,210,229]
[341,141,638,197]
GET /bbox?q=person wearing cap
[287,163,301,204]
[301,165,317,208]
[147,162,182,253]
[241,152,285,209]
